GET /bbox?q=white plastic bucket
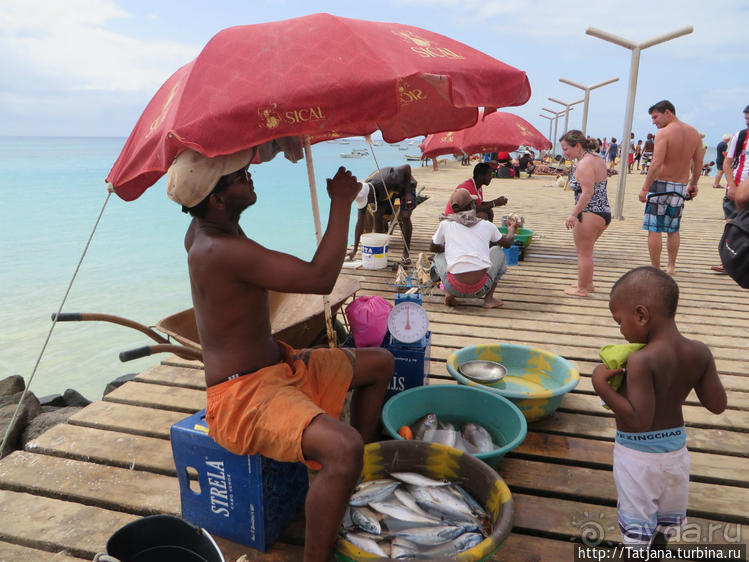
[361,233,389,270]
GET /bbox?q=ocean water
[0,136,416,400]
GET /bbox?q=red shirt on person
[444,178,483,215]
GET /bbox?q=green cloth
[599,343,646,370]
[598,343,645,406]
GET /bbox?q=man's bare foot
[445,294,457,307]
[564,287,589,297]
[666,265,676,275]
[482,297,503,308]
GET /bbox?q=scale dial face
[387,301,429,344]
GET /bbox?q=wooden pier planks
[1,163,747,559]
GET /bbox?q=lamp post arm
[638,26,693,49]
[586,27,637,49]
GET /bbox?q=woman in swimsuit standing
[560,130,611,297]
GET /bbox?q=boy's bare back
[593,267,726,433]
[617,334,722,433]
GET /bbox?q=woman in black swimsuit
[560,130,611,297]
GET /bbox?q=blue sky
[1,0,747,147]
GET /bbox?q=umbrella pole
[303,136,324,245]
[303,136,336,348]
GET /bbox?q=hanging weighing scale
[387,292,429,346]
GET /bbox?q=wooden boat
[404,154,421,161]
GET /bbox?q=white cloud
[0,0,198,92]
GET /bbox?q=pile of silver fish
[411,413,499,454]
[340,471,491,559]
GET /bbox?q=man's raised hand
[327,167,360,204]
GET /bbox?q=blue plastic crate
[170,410,308,552]
[384,331,431,399]
[343,330,431,399]
[503,245,519,266]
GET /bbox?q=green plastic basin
[499,226,534,247]
[381,384,527,467]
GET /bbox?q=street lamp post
[539,114,554,156]
[585,26,693,220]
[558,77,619,136]
[542,107,573,157]
[548,97,585,135]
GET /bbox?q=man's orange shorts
[205,341,355,469]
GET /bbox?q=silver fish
[343,532,388,557]
[351,506,381,535]
[390,537,420,559]
[350,480,399,506]
[422,531,484,557]
[389,524,466,545]
[461,423,496,453]
[411,413,438,440]
[421,427,458,447]
[390,472,449,487]
[451,432,475,453]
[368,501,441,524]
[408,485,477,522]
[393,487,437,519]
[355,477,399,490]
[452,484,488,519]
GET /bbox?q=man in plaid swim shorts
[638,101,704,275]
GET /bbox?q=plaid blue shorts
[642,180,687,233]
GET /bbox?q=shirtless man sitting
[638,100,703,275]
[166,149,394,562]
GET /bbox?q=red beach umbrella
[420,111,550,159]
[106,13,531,201]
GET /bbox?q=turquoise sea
[0,136,416,400]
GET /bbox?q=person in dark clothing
[519,152,536,178]
[713,133,731,188]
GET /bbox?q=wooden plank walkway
[1,161,747,560]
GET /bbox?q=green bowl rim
[446,343,580,399]
[381,384,528,459]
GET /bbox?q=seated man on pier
[444,162,508,222]
[430,188,519,308]
[167,149,394,562]
[348,164,418,265]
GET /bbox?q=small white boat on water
[340,148,369,158]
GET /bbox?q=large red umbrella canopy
[106,13,531,201]
[419,111,550,159]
